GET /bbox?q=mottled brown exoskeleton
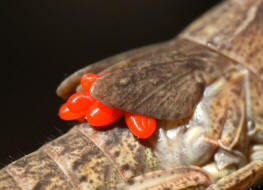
[1,0,263,189]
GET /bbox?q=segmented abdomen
[0,121,159,190]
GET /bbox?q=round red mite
[59,73,157,139]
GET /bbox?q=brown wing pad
[56,41,170,99]
[116,165,213,190]
[91,39,231,120]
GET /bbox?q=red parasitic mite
[59,103,85,121]
[125,113,156,139]
[67,91,96,113]
[81,73,101,92]
[59,73,157,138]
[85,100,124,127]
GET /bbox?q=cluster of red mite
[59,73,156,139]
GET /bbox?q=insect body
[1,0,263,189]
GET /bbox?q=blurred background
[1,0,222,166]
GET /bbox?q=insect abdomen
[0,122,159,190]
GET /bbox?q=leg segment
[206,160,263,190]
[116,166,213,190]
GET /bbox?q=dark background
[2,0,221,166]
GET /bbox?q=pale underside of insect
[1,0,263,189]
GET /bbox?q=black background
[1,0,224,166]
